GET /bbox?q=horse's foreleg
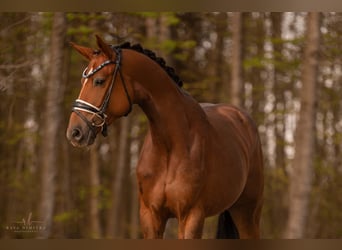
[139,199,167,239]
[178,207,205,239]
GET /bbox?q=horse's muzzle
[66,124,96,147]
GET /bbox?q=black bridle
[72,47,132,137]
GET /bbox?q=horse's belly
[200,104,256,215]
[203,164,247,216]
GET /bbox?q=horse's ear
[70,42,94,61]
[95,35,114,60]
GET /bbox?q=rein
[72,47,132,137]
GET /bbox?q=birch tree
[284,12,321,239]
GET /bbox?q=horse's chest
[137,158,204,215]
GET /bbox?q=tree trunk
[230,12,243,107]
[207,12,227,103]
[145,15,157,41]
[283,12,320,239]
[249,13,266,126]
[38,12,67,238]
[106,116,131,238]
[158,13,171,59]
[271,12,287,172]
[89,141,102,238]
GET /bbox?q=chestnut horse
[66,35,264,239]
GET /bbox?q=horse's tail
[216,210,239,239]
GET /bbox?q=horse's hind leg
[229,166,263,237]
[228,166,263,239]
[228,198,262,238]
[229,141,264,239]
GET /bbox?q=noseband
[72,47,132,137]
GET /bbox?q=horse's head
[66,35,133,147]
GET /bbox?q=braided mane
[113,42,183,87]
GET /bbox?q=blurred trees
[230,12,243,107]
[0,12,341,239]
[283,12,321,238]
[39,12,67,238]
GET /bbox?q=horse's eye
[93,78,105,86]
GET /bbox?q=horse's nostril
[72,128,82,141]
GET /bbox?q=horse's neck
[140,81,193,153]
[125,50,204,153]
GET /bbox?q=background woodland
[0,12,341,238]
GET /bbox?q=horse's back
[200,103,260,158]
